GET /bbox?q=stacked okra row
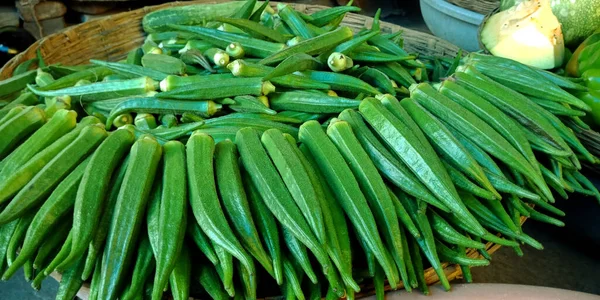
[0,0,599,299]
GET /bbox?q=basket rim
[0,0,462,78]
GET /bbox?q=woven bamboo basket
[445,0,499,15]
[0,1,523,298]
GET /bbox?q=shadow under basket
[1,1,521,298]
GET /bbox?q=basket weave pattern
[446,0,500,15]
[0,0,462,79]
[1,1,515,297]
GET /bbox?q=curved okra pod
[270,91,362,113]
[197,263,230,300]
[249,0,270,22]
[282,227,318,284]
[59,128,134,272]
[28,76,158,102]
[43,230,73,276]
[359,97,485,235]
[151,141,188,300]
[215,17,288,43]
[443,161,498,201]
[169,245,191,300]
[121,234,155,300]
[302,70,380,95]
[0,124,107,225]
[401,97,499,198]
[180,49,216,72]
[0,106,46,159]
[408,235,430,295]
[388,189,421,239]
[308,4,361,27]
[171,25,285,58]
[264,53,321,80]
[1,156,89,279]
[538,108,595,164]
[0,109,75,180]
[90,60,167,81]
[5,212,36,269]
[215,140,275,278]
[203,114,298,137]
[464,55,589,110]
[461,192,543,250]
[359,68,395,95]
[479,197,520,234]
[30,222,68,270]
[397,193,450,291]
[82,155,129,280]
[227,60,330,90]
[213,243,234,297]
[156,77,274,101]
[373,62,416,88]
[428,210,486,249]
[98,135,162,300]
[186,132,256,292]
[399,226,418,289]
[326,119,409,289]
[410,82,551,202]
[506,194,531,217]
[298,143,359,292]
[438,80,540,176]
[298,120,399,289]
[278,3,316,39]
[435,239,489,266]
[337,109,446,211]
[282,255,305,300]
[229,95,277,115]
[454,68,571,156]
[243,172,283,285]
[187,219,219,266]
[532,97,586,117]
[106,98,220,128]
[350,51,416,63]
[261,129,326,244]
[259,27,353,65]
[236,128,331,287]
[571,171,600,203]
[55,255,86,300]
[522,205,565,227]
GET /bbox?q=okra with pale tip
[226,42,246,59]
[27,76,158,102]
[157,77,274,100]
[90,60,168,81]
[204,48,230,67]
[171,24,286,58]
[216,17,290,43]
[328,52,353,72]
[264,53,321,80]
[141,53,186,75]
[105,98,220,128]
[301,70,380,95]
[227,60,330,90]
[269,90,362,113]
[0,69,37,98]
[259,27,354,65]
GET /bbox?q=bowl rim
[420,0,485,25]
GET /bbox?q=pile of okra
[0,0,598,299]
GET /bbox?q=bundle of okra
[0,0,599,299]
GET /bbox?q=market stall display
[0,1,599,299]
